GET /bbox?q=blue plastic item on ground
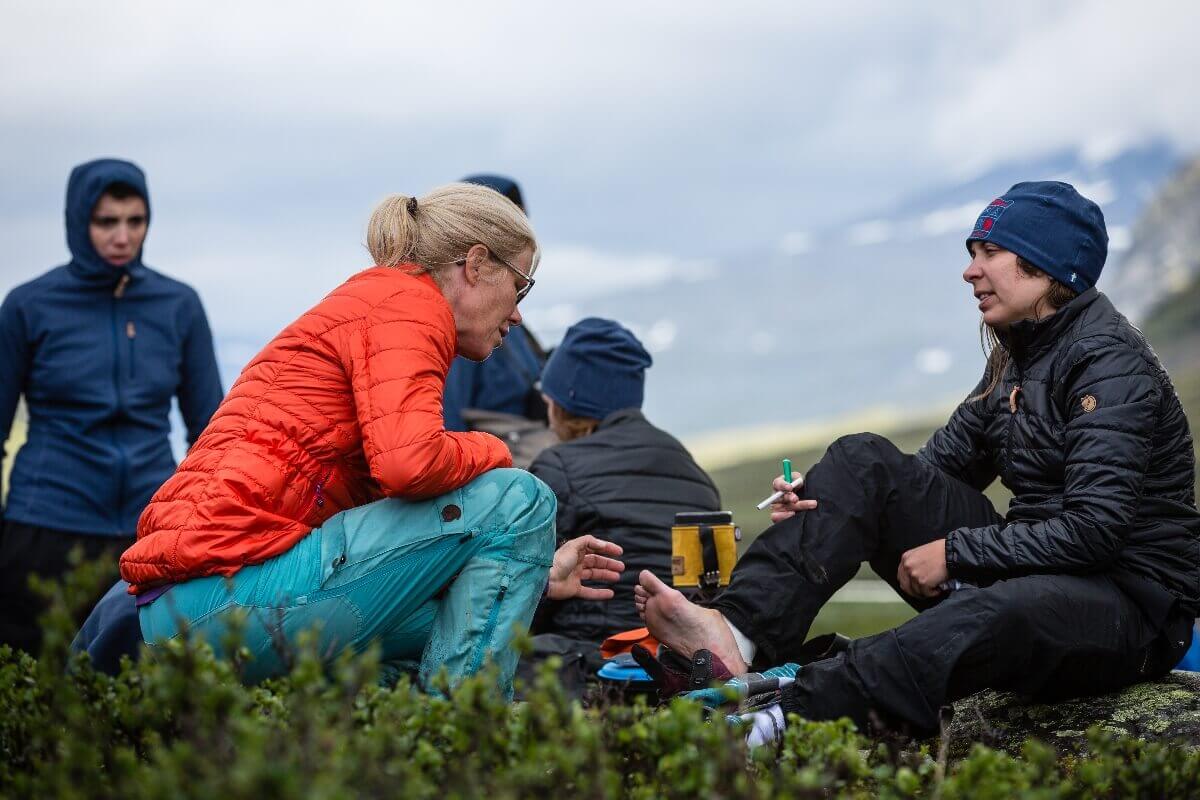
[597,652,654,684]
[1176,623,1200,671]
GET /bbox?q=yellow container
[671,511,739,590]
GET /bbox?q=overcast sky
[2,0,1197,358]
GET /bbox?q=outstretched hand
[548,535,625,601]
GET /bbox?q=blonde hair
[546,397,599,442]
[366,182,538,280]
[552,407,600,442]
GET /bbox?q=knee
[465,467,550,507]
[486,468,556,520]
[822,432,905,476]
[466,469,556,554]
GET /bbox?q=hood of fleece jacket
[64,158,151,285]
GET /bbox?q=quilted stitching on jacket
[121,267,511,592]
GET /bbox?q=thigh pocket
[280,595,364,654]
[319,525,469,594]
[317,498,473,591]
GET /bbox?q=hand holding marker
[756,458,806,510]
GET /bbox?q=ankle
[717,612,758,667]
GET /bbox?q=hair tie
[407,196,418,216]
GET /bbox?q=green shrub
[2,565,1199,799]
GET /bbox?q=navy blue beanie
[966,181,1108,291]
[540,318,652,420]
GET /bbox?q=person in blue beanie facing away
[634,181,1200,745]
[0,158,223,656]
[442,175,549,440]
[528,318,720,646]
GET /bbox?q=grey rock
[942,671,1200,760]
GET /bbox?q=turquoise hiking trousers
[138,469,556,696]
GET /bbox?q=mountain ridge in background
[1109,156,1200,324]
[571,141,1182,438]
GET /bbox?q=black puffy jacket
[529,408,721,641]
[920,288,1199,617]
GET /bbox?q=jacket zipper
[313,469,332,512]
[110,272,131,531]
[1004,369,1024,481]
[127,321,137,380]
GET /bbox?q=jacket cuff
[944,528,962,577]
[780,683,807,719]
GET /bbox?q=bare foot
[636,570,749,675]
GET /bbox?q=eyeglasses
[455,248,536,303]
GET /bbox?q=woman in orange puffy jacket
[119,183,624,693]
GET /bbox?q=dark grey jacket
[529,408,721,641]
[920,288,1199,618]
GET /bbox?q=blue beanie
[966,181,1108,291]
[540,318,652,420]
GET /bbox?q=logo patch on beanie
[971,197,1012,239]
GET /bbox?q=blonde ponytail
[366,194,420,267]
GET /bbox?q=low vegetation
[2,561,1199,798]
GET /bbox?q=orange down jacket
[120,267,512,593]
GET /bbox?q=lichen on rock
[943,670,1200,760]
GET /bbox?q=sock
[722,615,758,665]
[729,704,785,748]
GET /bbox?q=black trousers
[714,433,1192,734]
[0,521,132,656]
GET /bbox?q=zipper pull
[1008,385,1022,414]
[113,273,131,298]
[314,470,330,508]
[126,321,136,339]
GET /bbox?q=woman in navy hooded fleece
[0,158,223,655]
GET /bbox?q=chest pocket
[1009,379,1068,487]
[123,316,182,404]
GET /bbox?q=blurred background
[4,0,1199,636]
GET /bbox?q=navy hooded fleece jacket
[0,159,223,537]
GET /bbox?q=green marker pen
[756,457,803,510]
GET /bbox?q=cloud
[847,220,893,247]
[778,231,813,256]
[3,1,1197,307]
[633,319,679,355]
[1070,179,1116,206]
[1108,225,1132,252]
[526,245,717,306]
[915,347,953,375]
[928,1,1200,174]
[920,201,987,238]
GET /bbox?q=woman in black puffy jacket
[635,181,1200,739]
